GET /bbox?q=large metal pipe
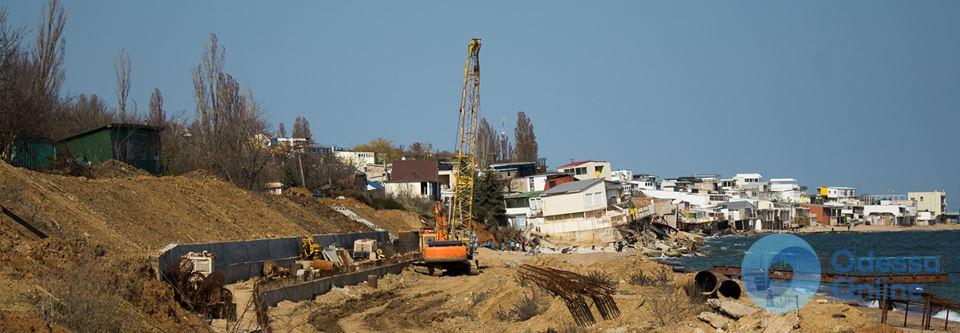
[717,278,742,299]
[680,270,741,299]
[693,270,720,295]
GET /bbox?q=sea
[671,230,960,322]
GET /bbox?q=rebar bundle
[518,264,621,326]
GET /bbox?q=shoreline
[794,223,960,234]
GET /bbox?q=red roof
[388,160,439,183]
[557,160,592,169]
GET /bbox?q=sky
[6,1,960,207]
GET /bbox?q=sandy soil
[319,197,426,237]
[265,249,907,333]
[0,160,377,332]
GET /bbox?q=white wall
[542,181,607,216]
[558,161,612,180]
[385,182,435,200]
[335,151,376,171]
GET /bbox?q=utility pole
[297,153,306,188]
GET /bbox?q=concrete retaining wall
[157,231,391,284]
[258,261,408,307]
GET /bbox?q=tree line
[0,1,351,191]
[0,0,541,194]
[353,111,540,168]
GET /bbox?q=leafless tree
[59,94,113,135]
[292,115,311,141]
[277,122,286,138]
[476,117,499,168]
[512,111,538,164]
[33,0,65,112]
[115,47,132,122]
[146,88,164,127]
[191,33,271,189]
[498,129,512,163]
[0,0,65,162]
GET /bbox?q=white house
[768,178,804,203]
[818,186,856,199]
[733,173,764,189]
[334,151,376,171]
[538,179,623,242]
[639,189,711,207]
[503,191,543,230]
[384,160,440,201]
[557,160,611,181]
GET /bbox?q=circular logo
[740,234,821,313]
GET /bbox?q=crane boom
[449,38,481,241]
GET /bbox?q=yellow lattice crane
[449,38,481,242]
[417,39,481,275]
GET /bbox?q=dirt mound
[88,159,149,179]
[0,160,371,253]
[0,160,374,331]
[319,197,425,236]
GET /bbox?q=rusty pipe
[717,278,742,299]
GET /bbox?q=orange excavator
[418,202,471,274]
[416,39,482,275]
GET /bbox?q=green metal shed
[57,123,163,174]
[11,137,56,170]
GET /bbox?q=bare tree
[498,129,512,163]
[146,88,165,127]
[476,117,498,168]
[191,33,271,189]
[0,0,65,162]
[512,111,538,163]
[115,47,131,122]
[292,116,311,141]
[59,94,113,135]
[33,0,65,111]
[277,122,286,138]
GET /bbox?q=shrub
[370,196,405,210]
[496,292,550,322]
[628,269,672,287]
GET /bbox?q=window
[595,165,604,173]
[420,182,429,196]
[576,167,587,175]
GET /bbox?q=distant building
[503,191,543,230]
[818,186,857,199]
[733,173,764,189]
[767,178,805,203]
[58,123,163,174]
[334,151,376,171]
[538,178,626,241]
[490,162,538,178]
[384,160,440,201]
[908,191,946,219]
[543,174,577,191]
[557,160,611,180]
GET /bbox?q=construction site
[2,155,931,332]
[2,0,960,330]
[3,39,954,332]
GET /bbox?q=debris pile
[162,257,235,320]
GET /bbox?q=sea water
[673,230,960,321]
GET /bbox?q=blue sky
[6,1,960,206]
